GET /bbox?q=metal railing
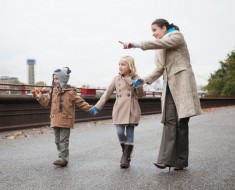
[0,83,49,95]
[0,83,162,97]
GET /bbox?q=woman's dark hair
[152,18,180,31]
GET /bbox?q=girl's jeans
[116,125,135,144]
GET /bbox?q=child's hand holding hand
[131,79,144,88]
[89,107,100,116]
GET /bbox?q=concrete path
[0,106,234,190]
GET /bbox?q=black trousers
[157,92,190,167]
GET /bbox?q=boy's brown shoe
[53,160,68,167]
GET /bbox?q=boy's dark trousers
[53,127,70,162]
[157,92,190,167]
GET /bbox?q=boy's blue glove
[89,107,100,116]
[131,79,143,88]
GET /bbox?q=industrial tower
[27,59,36,84]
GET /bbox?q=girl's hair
[120,56,137,76]
[152,18,180,31]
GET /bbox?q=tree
[11,79,23,95]
[35,81,47,86]
[204,49,235,96]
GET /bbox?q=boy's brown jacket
[37,86,92,128]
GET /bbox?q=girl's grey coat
[95,74,144,125]
[141,30,202,123]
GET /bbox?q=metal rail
[0,83,161,97]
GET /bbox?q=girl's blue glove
[131,79,143,88]
[89,107,100,116]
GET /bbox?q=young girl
[33,67,93,167]
[121,18,202,171]
[90,56,144,168]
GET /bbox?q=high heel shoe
[153,163,167,169]
[153,163,171,171]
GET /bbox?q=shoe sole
[53,161,68,167]
[120,164,130,169]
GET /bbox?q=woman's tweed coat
[141,30,202,123]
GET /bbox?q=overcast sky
[1,0,235,88]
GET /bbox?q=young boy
[33,67,93,167]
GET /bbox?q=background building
[27,59,36,84]
[0,76,18,84]
[143,79,162,91]
[143,79,163,97]
[0,76,19,95]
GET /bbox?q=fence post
[21,84,25,95]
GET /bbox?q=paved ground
[0,106,235,190]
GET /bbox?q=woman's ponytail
[152,19,180,31]
[169,23,180,31]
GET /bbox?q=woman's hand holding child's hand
[89,107,100,116]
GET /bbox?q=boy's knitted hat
[53,67,71,88]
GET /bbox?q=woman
[121,18,202,171]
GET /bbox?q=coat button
[119,95,122,97]
[119,89,121,92]
[127,94,130,97]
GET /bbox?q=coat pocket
[62,114,72,119]
[60,113,73,127]
[172,66,187,75]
